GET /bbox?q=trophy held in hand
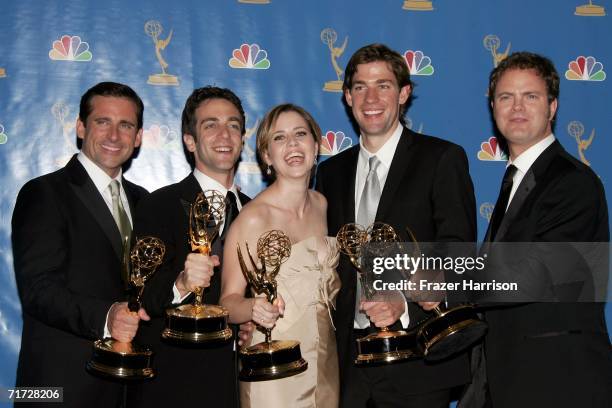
[237,230,308,381]
[86,236,165,380]
[162,190,233,344]
[338,222,419,365]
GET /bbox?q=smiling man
[12,82,149,407]
[316,44,476,408]
[129,86,251,408]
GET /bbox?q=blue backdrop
[1,0,610,396]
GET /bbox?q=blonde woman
[220,104,340,407]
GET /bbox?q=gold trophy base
[323,80,343,92]
[147,73,179,86]
[417,305,488,362]
[162,303,233,344]
[86,338,155,380]
[403,1,434,11]
[355,329,419,365]
[575,5,606,16]
[0,68,6,78]
[239,340,308,381]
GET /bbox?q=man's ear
[183,133,196,152]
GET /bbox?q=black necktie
[222,191,239,239]
[489,165,517,241]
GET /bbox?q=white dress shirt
[505,134,555,211]
[354,123,410,329]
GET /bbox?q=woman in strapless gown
[220,104,340,408]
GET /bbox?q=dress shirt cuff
[172,282,191,304]
[399,295,410,328]
[103,304,114,338]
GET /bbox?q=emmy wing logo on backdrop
[402,0,434,11]
[142,125,180,150]
[479,202,494,222]
[405,117,424,133]
[0,67,5,77]
[229,44,271,69]
[145,20,179,86]
[483,35,511,68]
[0,124,7,145]
[49,35,92,61]
[321,28,348,92]
[478,136,508,161]
[565,56,606,81]
[51,102,77,148]
[404,50,434,76]
[320,131,353,158]
[237,115,263,174]
[575,0,606,16]
[567,121,596,166]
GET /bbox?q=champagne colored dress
[241,236,341,408]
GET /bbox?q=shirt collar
[77,151,122,193]
[358,122,403,169]
[508,134,555,174]
[193,168,238,198]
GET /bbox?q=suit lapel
[376,128,414,222]
[67,156,123,259]
[492,141,562,241]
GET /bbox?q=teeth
[102,144,120,152]
[285,152,304,159]
[364,110,383,116]
[215,147,231,152]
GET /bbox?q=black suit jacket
[316,127,476,395]
[130,173,249,408]
[479,141,611,407]
[11,155,148,408]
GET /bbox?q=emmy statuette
[337,223,419,365]
[162,190,233,344]
[404,228,488,362]
[86,236,165,380]
[237,230,308,381]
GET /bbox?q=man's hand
[108,302,150,343]
[418,301,441,311]
[237,321,255,347]
[175,253,220,297]
[251,295,285,329]
[361,299,405,328]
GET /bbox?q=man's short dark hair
[181,86,246,137]
[343,43,413,121]
[488,51,560,103]
[79,82,144,129]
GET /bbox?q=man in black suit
[12,82,149,407]
[130,86,251,407]
[475,52,610,407]
[316,43,476,407]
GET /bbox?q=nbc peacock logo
[404,50,434,76]
[142,125,180,150]
[565,56,606,81]
[320,131,353,157]
[229,44,270,69]
[49,35,92,61]
[0,124,7,145]
[477,136,508,161]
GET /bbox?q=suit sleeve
[431,144,477,242]
[12,180,113,339]
[133,195,185,317]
